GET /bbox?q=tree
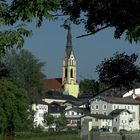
[43,113,55,130]
[3,49,45,102]
[0,0,60,56]
[96,52,140,90]
[55,114,67,131]
[0,77,31,134]
[61,0,140,43]
[80,79,100,93]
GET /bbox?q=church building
[43,26,79,98]
[62,26,79,98]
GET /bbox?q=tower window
[65,68,67,78]
[70,69,73,78]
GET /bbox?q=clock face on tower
[70,55,74,60]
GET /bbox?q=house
[81,114,112,131]
[65,107,90,129]
[32,100,48,128]
[88,96,140,131]
[48,103,66,118]
[110,109,133,131]
[123,88,140,99]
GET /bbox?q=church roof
[43,78,63,91]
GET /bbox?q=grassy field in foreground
[16,134,81,140]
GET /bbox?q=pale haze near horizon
[24,20,140,81]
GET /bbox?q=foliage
[2,49,45,102]
[0,61,9,78]
[0,0,60,56]
[79,79,100,93]
[96,52,140,90]
[0,78,31,134]
[43,113,55,129]
[15,131,78,139]
[55,114,67,131]
[61,0,140,42]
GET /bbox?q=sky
[24,20,140,81]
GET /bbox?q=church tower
[62,26,79,98]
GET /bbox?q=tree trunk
[6,131,14,140]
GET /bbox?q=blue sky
[24,20,140,81]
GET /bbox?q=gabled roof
[43,78,63,91]
[82,114,113,120]
[65,107,90,114]
[63,100,88,106]
[109,109,131,117]
[33,100,48,105]
[91,96,140,105]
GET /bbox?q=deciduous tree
[61,0,140,43]
[43,113,55,130]
[3,49,45,102]
[96,52,140,90]
[0,78,31,134]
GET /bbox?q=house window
[95,118,98,122]
[125,112,127,115]
[125,120,127,123]
[39,113,43,117]
[132,106,133,110]
[91,105,94,110]
[114,105,116,109]
[103,105,107,110]
[122,120,124,123]
[104,112,106,115]
[72,111,74,115]
[95,105,99,110]
[132,112,135,119]
[96,112,98,114]
[128,106,129,109]
[117,105,119,109]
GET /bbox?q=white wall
[32,104,48,127]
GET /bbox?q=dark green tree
[3,49,45,102]
[61,0,140,43]
[96,52,140,90]
[80,79,100,93]
[55,114,67,131]
[0,77,31,134]
[43,113,55,130]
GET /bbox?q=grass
[16,134,81,140]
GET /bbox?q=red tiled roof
[43,78,64,91]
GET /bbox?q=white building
[81,114,112,131]
[65,108,89,128]
[123,88,140,99]
[32,100,48,128]
[89,96,140,131]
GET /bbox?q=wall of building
[64,83,79,98]
[32,104,48,127]
[90,99,112,115]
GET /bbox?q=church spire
[66,25,73,58]
[66,26,72,48]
